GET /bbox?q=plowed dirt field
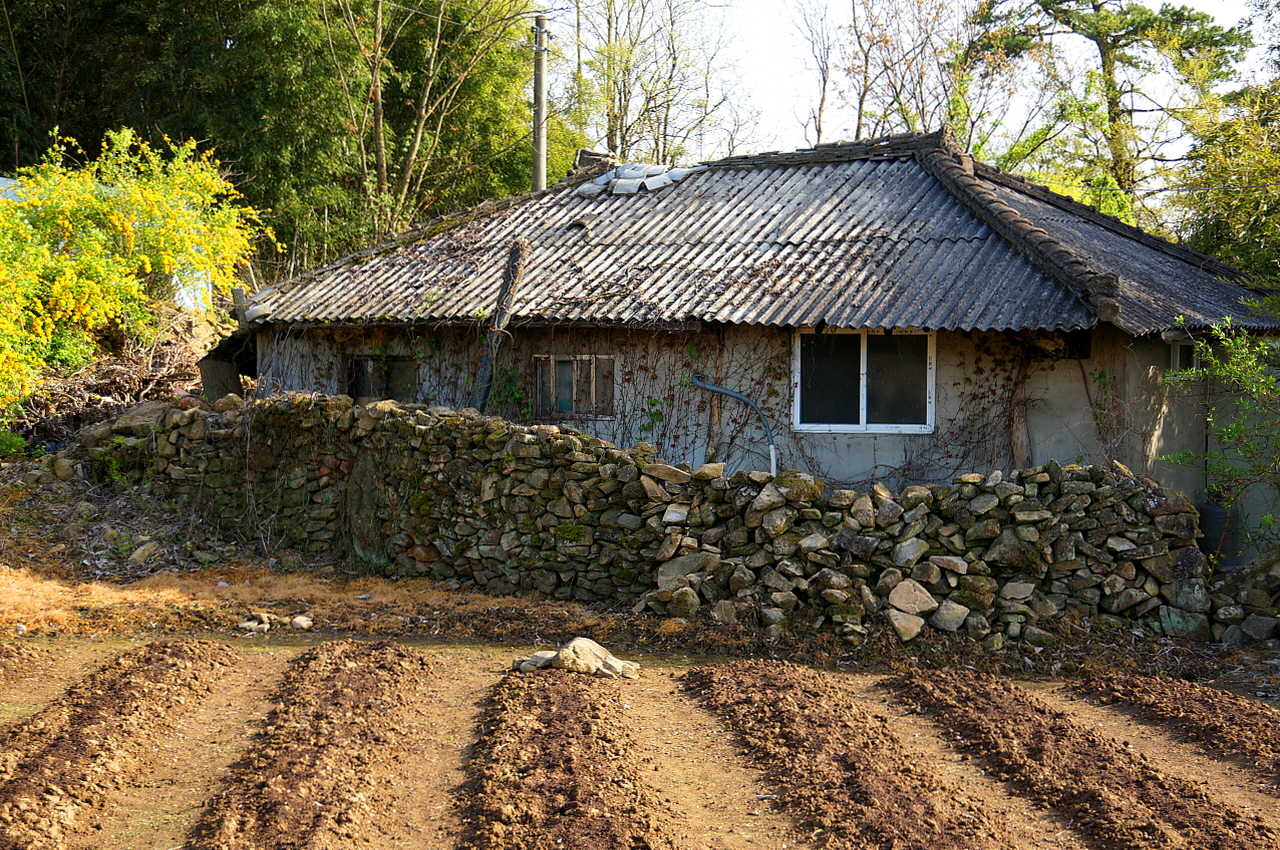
[2,639,1280,850]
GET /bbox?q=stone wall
[80,393,1279,647]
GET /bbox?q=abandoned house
[204,128,1276,499]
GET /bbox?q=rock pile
[76,393,1279,646]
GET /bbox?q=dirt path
[625,667,815,850]
[65,646,298,850]
[1028,684,1280,831]
[354,648,504,849]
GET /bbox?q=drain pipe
[689,374,776,476]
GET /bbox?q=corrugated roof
[255,129,1272,335]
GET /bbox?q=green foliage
[1165,319,1280,544]
[0,0,566,281]
[0,129,260,405]
[1178,81,1280,281]
[0,430,25,456]
[980,0,1250,197]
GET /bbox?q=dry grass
[0,564,201,634]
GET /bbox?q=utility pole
[532,13,548,192]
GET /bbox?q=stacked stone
[80,394,1274,646]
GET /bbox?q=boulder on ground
[514,637,641,679]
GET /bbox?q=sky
[722,0,1262,155]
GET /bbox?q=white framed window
[792,328,935,433]
[1168,339,1200,372]
[534,354,616,418]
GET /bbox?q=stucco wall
[255,323,1208,497]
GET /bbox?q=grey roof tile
[257,129,1273,335]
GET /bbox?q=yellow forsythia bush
[0,129,263,406]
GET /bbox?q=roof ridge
[916,126,1120,328]
[704,129,946,170]
[972,163,1243,281]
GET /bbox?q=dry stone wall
[79,393,1279,647]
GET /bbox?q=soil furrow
[64,647,298,850]
[461,668,685,850]
[892,669,1280,850]
[0,640,240,850]
[626,668,817,849]
[684,659,1017,850]
[1070,673,1280,792]
[187,639,438,850]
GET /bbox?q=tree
[793,0,838,145]
[1175,81,1280,279]
[975,0,1251,196]
[562,0,750,163]
[0,0,579,281]
[793,0,1056,158]
[0,130,260,406]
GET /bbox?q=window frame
[1168,339,1200,373]
[533,354,617,420]
[791,328,936,434]
[346,354,418,403]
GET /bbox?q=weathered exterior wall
[82,394,1278,647]
[254,323,1210,499]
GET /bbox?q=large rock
[549,637,641,679]
[984,529,1040,569]
[950,575,999,612]
[831,529,879,559]
[1159,606,1213,641]
[885,609,925,641]
[640,475,669,501]
[656,552,718,586]
[774,470,824,502]
[891,538,930,569]
[929,599,970,632]
[692,462,726,480]
[667,587,700,619]
[1161,578,1211,614]
[761,506,797,537]
[888,579,939,616]
[1240,614,1277,642]
[749,483,786,513]
[812,568,853,590]
[643,462,691,483]
[929,555,968,575]
[109,400,171,437]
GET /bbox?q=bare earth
[3,640,1280,850]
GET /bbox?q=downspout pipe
[689,374,777,476]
